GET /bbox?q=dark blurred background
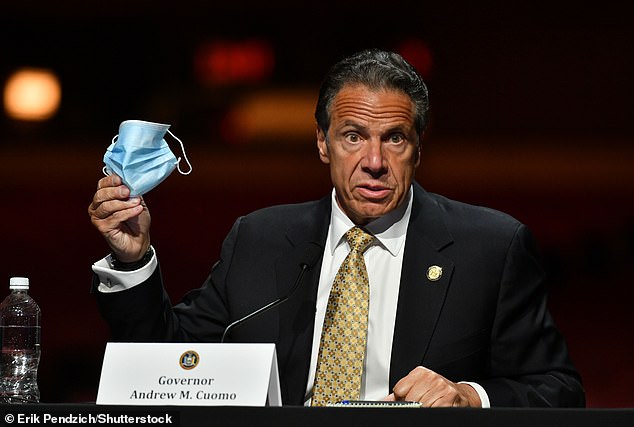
[1,1,632,407]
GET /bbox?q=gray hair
[315,49,430,137]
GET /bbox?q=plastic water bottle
[0,277,41,403]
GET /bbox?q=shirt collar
[328,186,413,257]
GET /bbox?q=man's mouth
[357,185,392,200]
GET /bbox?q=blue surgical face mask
[103,120,193,196]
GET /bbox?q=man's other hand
[385,366,482,407]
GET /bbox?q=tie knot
[345,226,374,253]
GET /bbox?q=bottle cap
[9,277,29,290]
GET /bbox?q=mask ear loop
[167,130,193,175]
[102,135,119,176]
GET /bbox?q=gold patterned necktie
[311,226,375,406]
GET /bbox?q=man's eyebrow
[383,125,410,134]
[340,120,365,129]
[333,121,368,133]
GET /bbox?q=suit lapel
[389,184,455,388]
[274,197,330,405]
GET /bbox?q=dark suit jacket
[95,182,585,407]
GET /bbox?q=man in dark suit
[88,49,584,407]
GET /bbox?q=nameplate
[96,342,281,406]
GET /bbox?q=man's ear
[414,133,423,167]
[317,128,330,164]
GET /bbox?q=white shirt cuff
[91,246,158,293]
[459,381,490,408]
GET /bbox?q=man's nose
[360,140,387,175]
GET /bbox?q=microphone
[220,244,322,343]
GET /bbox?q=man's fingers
[404,382,430,404]
[422,381,459,407]
[89,185,135,216]
[96,174,122,190]
[92,174,129,210]
[392,366,431,399]
[90,199,142,225]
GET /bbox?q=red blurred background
[1,1,632,407]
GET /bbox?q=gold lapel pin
[426,265,443,282]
